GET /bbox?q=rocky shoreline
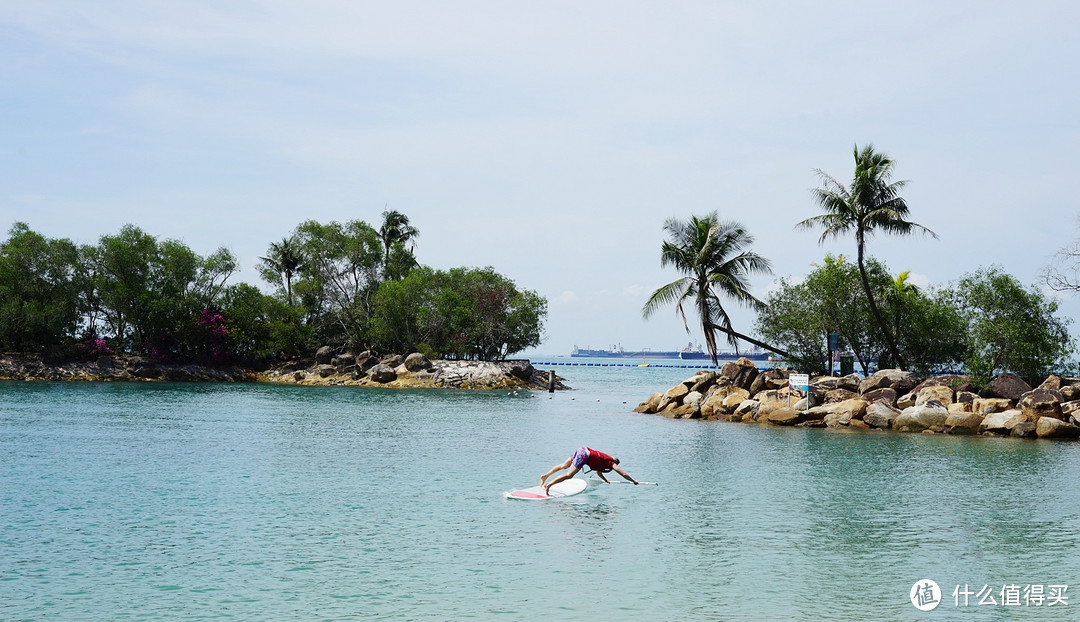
[0,350,565,392]
[635,357,1080,440]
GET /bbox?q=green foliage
[292,219,383,350]
[948,266,1074,383]
[0,223,83,351]
[0,213,546,364]
[369,266,546,360]
[755,255,968,375]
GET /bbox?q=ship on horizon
[571,342,771,361]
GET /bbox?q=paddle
[603,480,657,485]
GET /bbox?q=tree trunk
[856,236,902,367]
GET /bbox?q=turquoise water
[3,365,1080,620]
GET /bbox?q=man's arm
[613,466,637,484]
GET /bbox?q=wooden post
[548,370,556,393]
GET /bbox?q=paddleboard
[505,477,588,500]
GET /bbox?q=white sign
[789,374,809,391]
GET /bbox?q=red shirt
[584,448,617,473]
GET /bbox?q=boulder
[634,393,663,414]
[765,407,808,426]
[731,399,760,422]
[380,354,404,369]
[317,364,337,378]
[862,387,898,408]
[894,400,949,432]
[369,364,397,383]
[824,388,859,403]
[1011,422,1038,438]
[1061,383,1080,401]
[689,371,721,394]
[684,391,704,414]
[896,391,918,410]
[755,388,795,417]
[944,412,984,435]
[1019,388,1064,421]
[403,352,431,372]
[864,402,900,429]
[748,369,789,395]
[1035,416,1080,439]
[1039,375,1063,391]
[859,369,918,395]
[719,358,759,391]
[334,352,356,373]
[315,346,334,365]
[506,359,532,379]
[1063,400,1080,425]
[972,397,1013,414]
[916,385,954,406]
[657,382,691,412]
[985,373,1033,401]
[979,410,1024,435]
[721,389,751,414]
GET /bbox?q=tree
[0,223,83,351]
[368,266,546,360]
[378,209,419,278]
[755,255,888,374]
[948,266,1074,384]
[258,237,303,306]
[796,144,937,369]
[642,212,784,365]
[1043,217,1080,292]
[756,255,967,375]
[293,219,383,350]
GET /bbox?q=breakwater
[636,357,1080,440]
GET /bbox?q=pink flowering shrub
[78,338,114,358]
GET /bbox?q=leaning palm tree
[796,144,937,368]
[378,209,420,267]
[642,212,788,365]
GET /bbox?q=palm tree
[378,209,419,267]
[796,144,937,368]
[642,212,789,365]
[259,237,303,306]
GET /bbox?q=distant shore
[0,352,564,391]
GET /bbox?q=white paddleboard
[505,477,588,500]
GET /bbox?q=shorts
[570,447,590,469]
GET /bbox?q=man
[540,446,638,494]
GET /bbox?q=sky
[2,1,1079,357]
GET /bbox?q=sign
[789,373,809,392]
[828,331,839,351]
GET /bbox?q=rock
[896,391,917,410]
[864,402,900,429]
[972,397,1013,414]
[731,399,760,422]
[894,400,949,432]
[700,385,747,417]
[824,388,859,403]
[721,389,751,414]
[684,391,704,414]
[984,373,1033,401]
[689,371,720,394]
[766,407,808,426]
[748,369,788,395]
[315,346,334,365]
[657,382,691,412]
[862,387,898,408]
[944,412,984,435]
[979,410,1024,435]
[1011,422,1038,438]
[402,353,431,372]
[634,393,663,414]
[334,353,356,374]
[317,364,337,378]
[1019,388,1064,421]
[823,412,851,427]
[369,364,397,383]
[1038,375,1063,391]
[131,365,161,379]
[719,358,759,390]
[380,354,403,369]
[916,385,954,406]
[1035,416,1080,439]
[859,369,918,395]
[1063,400,1080,425]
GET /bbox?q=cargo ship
[571,343,772,361]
